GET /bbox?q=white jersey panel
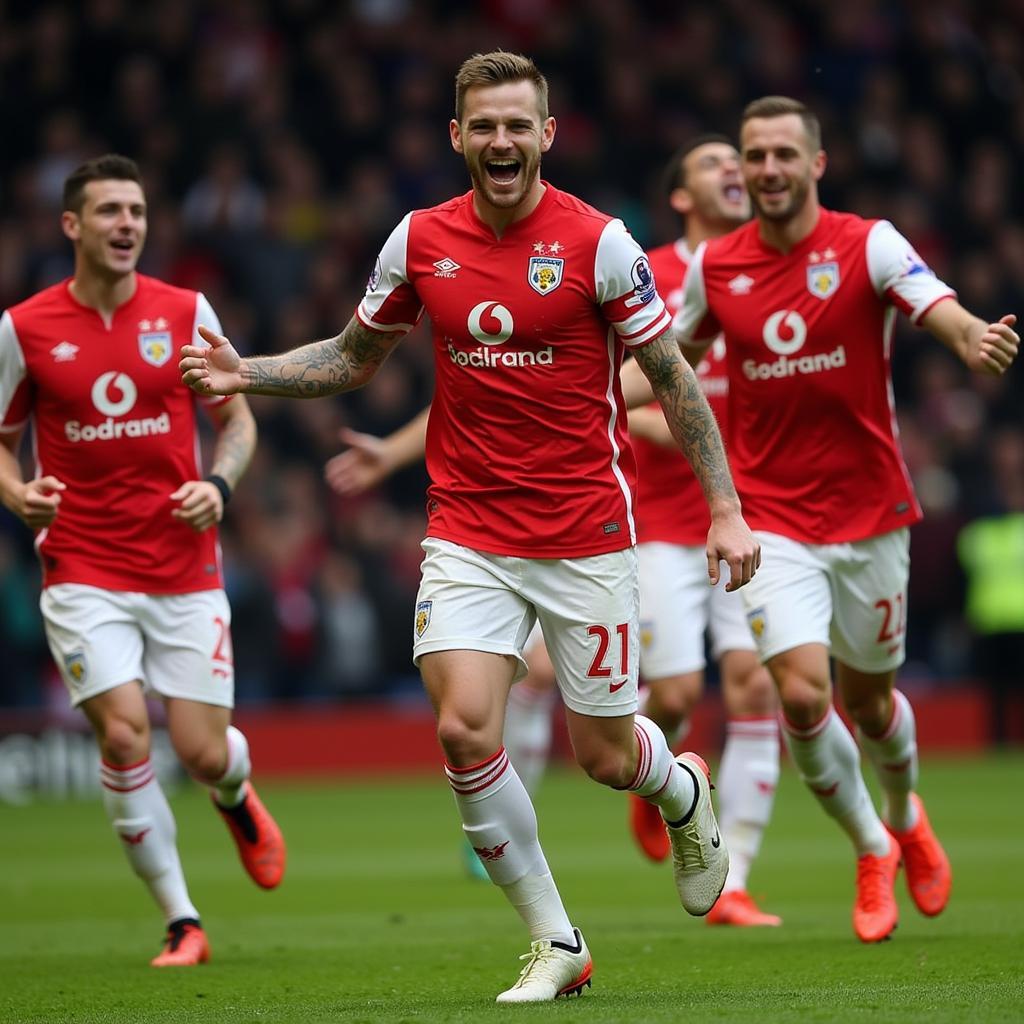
[866,220,956,323]
[357,212,422,332]
[671,241,711,344]
[0,310,28,430]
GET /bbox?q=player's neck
[69,267,138,324]
[756,199,820,254]
[473,180,546,238]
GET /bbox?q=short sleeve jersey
[357,184,671,558]
[633,239,730,546]
[673,210,955,544]
[0,275,230,592]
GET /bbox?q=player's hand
[170,479,223,532]
[179,325,245,395]
[324,428,393,496]
[706,510,761,592]
[11,476,65,529]
[973,314,1019,375]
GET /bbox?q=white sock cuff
[727,716,779,739]
[100,757,155,793]
[445,747,511,801]
[218,725,252,787]
[626,715,674,796]
[861,689,912,743]
[781,705,834,742]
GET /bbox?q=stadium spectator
[0,155,286,966]
[180,51,759,1002]
[673,96,1019,943]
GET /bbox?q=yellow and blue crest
[528,256,564,296]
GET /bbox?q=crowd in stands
[1,0,1022,707]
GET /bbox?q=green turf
[2,754,1023,1022]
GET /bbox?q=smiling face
[61,178,147,280]
[740,113,825,224]
[450,79,554,218]
[673,141,750,230]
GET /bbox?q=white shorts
[637,541,756,679]
[413,538,639,717]
[739,529,910,673]
[40,584,235,709]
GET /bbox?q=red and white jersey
[357,184,671,558]
[673,209,955,543]
[0,275,230,592]
[634,239,730,546]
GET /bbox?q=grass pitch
[2,753,1022,1023]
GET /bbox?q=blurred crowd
[1,0,1022,709]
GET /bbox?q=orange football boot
[706,889,782,927]
[629,793,670,862]
[852,835,901,942]
[214,783,286,889]
[151,919,210,967]
[886,794,951,916]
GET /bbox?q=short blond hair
[455,51,549,123]
[742,96,821,152]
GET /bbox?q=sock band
[101,758,155,793]
[445,747,510,796]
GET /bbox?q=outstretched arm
[921,303,1018,375]
[325,405,430,496]
[630,329,759,591]
[180,316,405,398]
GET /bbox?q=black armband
[205,474,232,506]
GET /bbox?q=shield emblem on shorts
[415,600,432,638]
[528,257,564,295]
[65,650,87,686]
[139,331,173,367]
[806,261,839,299]
[639,620,654,650]
[746,607,766,639]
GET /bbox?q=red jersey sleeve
[356,213,425,335]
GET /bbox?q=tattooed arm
[630,328,760,590]
[205,396,256,489]
[179,317,404,399]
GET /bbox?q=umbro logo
[728,274,755,295]
[433,257,461,278]
[50,341,79,362]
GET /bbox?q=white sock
[718,717,779,893]
[503,685,554,796]
[212,725,251,808]
[627,715,696,825]
[100,757,199,924]
[857,690,920,831]
[446,748,574,944]
[781,707,889,857]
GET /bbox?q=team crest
[415,600,433,638]
[65,650,87,687]
[139,331,172,367]
[528,256,564,295]
[746,607,767,639]
[639,620,654,651]
[806,261,840,299]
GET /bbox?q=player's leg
[414,540,586,1003]
[630,542,709,862]
[504,625,557,795]
[145,590,285,891]
[742,533,897,942]
[40,584,206,966]
[830,528,950,917]
[706,632,781,927]
[533,547,726,917]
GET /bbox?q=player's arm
[325,405,430,497]
[0,426,66,529]
[170,396,257,532]
[920,303,1018,376]
[632,328,759,591]
[180,316,405,399]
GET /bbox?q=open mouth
[723,184,744,202]
[486,158,521,185]
[110,239,135,253]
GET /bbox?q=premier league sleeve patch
[528,256,564,295]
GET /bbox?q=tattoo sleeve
[209,400,257,490]
[630,329,740,513]
[240,317,404,398]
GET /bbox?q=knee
[575,747,633,789]
[180,742,229,783]
[728,666,777,717]
[843,688,891,735]
[775,674,829,728]
[648,679,701,726]
[436,711,494,766]
[97,716,149,765]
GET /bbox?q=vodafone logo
[65,371,170,443]
[762,310,807,355]
[467,301,513,345]
[91,372,137,416]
